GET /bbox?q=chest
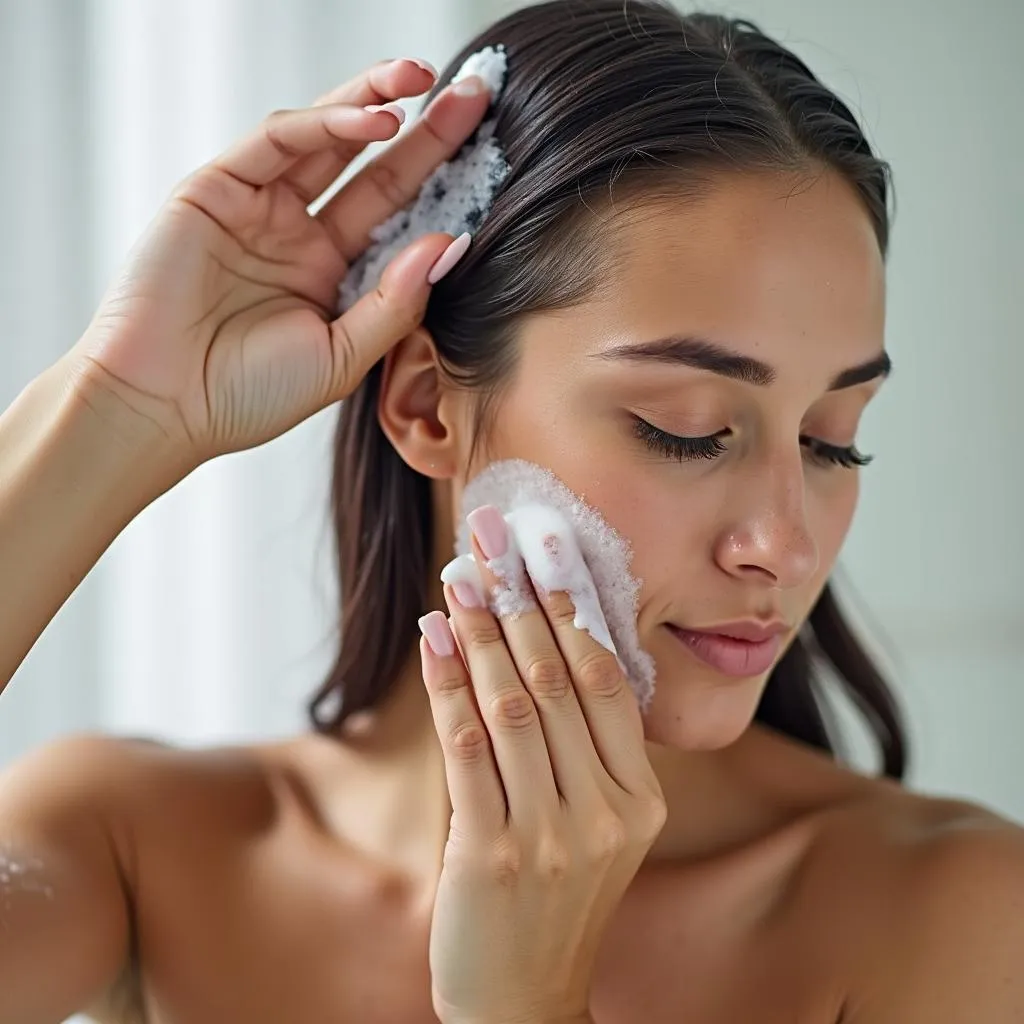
[122,852,845,1024]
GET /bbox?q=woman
[0,1,1021,1021]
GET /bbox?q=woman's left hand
[417,504,668,1024]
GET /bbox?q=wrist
[59,350,200,491]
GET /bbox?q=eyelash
[631,416,874,469]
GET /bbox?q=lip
[666,620,789,677]
[688,620,789,642]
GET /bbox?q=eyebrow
[592,335,892,391]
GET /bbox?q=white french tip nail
[365,101,406,125]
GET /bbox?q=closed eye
[631,416,873,469]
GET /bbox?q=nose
[714,454,819,590]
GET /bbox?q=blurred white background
[1,0,1021,931]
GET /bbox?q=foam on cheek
[440,459,656,711]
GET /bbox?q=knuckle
[489,687,537,731]
[523,654,572,700]
[543,589,578,627]
[534,835,571,882]
[262,117,304,161]
[364,158,414,211]
[415,108,449,149]
[461,618,504,650]
[487,840,523,887]
[586,814,629,862]
[328,317,356,391]
[576,651,624,698]
[446,722,490,761]
[172,166,229,207]
[370,278,420,336]
[431,670,469,697]
[640,797,669,840]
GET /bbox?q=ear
[377,326,462,479]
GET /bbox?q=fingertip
[409,57,439,78]
[419,609,456,658]
[426,232,472,285]
[377,232,461,298]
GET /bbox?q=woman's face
[451,168,888,749]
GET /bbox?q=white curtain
[1,0,1021,881]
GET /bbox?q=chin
[637,661,768,750]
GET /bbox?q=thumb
[325,232,472,403]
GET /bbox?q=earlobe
[377,326,460,479]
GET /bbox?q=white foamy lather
[336,44,510,314]
[504,503,617,656]
[442,529,537,619]
[451,45,508,95]
[452,460,657,711]
[441,507,616,656]
[482,521,538,619]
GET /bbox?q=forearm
[0,354,194,691]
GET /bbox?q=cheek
[473,391,713,562]
[481,397,653,523]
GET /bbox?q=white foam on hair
[336,44,510,314]
[440,459,656,711]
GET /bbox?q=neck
[331,637,807,903]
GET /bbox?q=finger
[442,578,562,829]
[324,230,470,401]
[521,539,655,798]
[287,58,439,204]
[540,586,654,793]
[210,100,408,192]
[309,56,437,108]
[465,506,607,808]
[209,58,434,193]
[475,502,652,794]
[418,612,507,842]
[317,74,493,263]
[285,102,409,206]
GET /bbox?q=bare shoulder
[0,733,289,1024]
[799,786,1024,1023]
[0,731,282,835]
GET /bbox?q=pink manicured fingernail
[410,58,438,77]
[365,101,406,124]
[427,232,471,284]
[451,581,484,609]
[452,74,488,97]
[418,611,455,656]
[467,505,508,560]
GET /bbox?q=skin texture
[384,166,885,755]
[2,163,1023,1023]
[378,167,888,1022]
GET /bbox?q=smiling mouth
[665,623,786,677]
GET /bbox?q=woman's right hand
[68,58,490,466]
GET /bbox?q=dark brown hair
[309,0,909,780]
